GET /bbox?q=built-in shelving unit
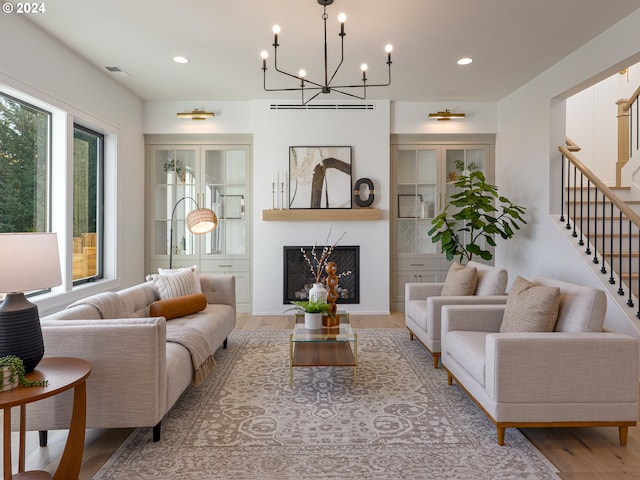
[262,208,382,221]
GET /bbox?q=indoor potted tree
[428,171,527,263]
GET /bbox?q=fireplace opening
[283,245,359,304]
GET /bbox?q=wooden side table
[0,357,91,480]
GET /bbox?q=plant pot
[0,366,18,392]
[304,312,323,330]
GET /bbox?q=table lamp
[0,233,62,373]
[169,197,217,268]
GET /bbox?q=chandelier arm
[330,87,366,100]
[302,90,325,105]
[330,65,391,90]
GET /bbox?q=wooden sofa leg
[619,426,629,446]
[497,427,506,446]
[153,422,161,442]
[223,338,228,349]
[433,353,440,369]
[408,330,414,341]
[39,430,48,447]
[447,372,453,386]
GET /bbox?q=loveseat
[25,272,236,443]
[441,275,639,445]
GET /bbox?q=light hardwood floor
[7,313,640,479]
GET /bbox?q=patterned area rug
[94,328,559,479]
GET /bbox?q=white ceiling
[26,0,640,102]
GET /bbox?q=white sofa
[441,276,639,445]
[25,274,236,443]
[405,261,509,368]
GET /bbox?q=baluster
[592,188,599,264]
[609,202,615,284]
[628,220,634,307]
[560,154,565,223]
[585,180,591,255]
[637,229,640,319]
[618,210,625,295]
[572,165,577,238]
[578,172,584,246]
[565,157,572,230]
[601,193,607,274]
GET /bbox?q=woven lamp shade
[186,208,217,234]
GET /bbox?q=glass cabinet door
[202,146,249,256]
[395,147,438,254]
[150,146,198,259]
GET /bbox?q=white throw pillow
[154,268,199,300]
[146,265,202,293]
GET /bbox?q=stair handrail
[559,144,640,228]
[622,84,640,111]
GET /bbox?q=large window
[0,90,105,290]
[0,93,50,233]
[73,125,103,283]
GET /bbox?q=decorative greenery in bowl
[0,355,49,391]
[285,300,331,314]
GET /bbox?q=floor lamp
[169,197,218,268]
[0,233,62,373]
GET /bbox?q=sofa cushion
[532,276,607,332]
[149,293,207,320]
[154,269,199,300]
[468,261,508,296]
[441,262,478,296]
[445,331,488,386]
[500,276,560,333]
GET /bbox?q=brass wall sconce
[176,108,215,120]
[428,109,465,121]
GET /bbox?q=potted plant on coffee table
[286,300,331,330]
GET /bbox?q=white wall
[566,63,640,184]
[496,9,640,334]
[0,15,145,315]
[252,100,391,314]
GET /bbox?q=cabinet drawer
[393,258,441,271]
[201,258,250,272]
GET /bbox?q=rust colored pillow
[149,293,207,320]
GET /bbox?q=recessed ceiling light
[457,57,473,66]
[173,56,189,64]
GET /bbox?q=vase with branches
[428,171,527,263]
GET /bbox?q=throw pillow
[146,265,202,293]
[500,276,561,332]
[149,293,207,320]
[441,262,478,296]
[154,268,199,300]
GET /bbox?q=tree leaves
[428,171,527,263]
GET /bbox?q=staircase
[559,85,640,319]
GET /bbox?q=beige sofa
[26,274,236,443]
[441,276,639,445]
[405,261,509,368]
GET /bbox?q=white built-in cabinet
[145,134,252,312]
[391,135,495,311]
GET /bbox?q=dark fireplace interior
[283,245,359,304]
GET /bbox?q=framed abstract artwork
[288,146,352,209]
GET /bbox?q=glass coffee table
[289,312,357,388]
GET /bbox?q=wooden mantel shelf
[262,208,382,221]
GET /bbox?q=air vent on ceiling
[104,66,131,77]
[270,103,375,110]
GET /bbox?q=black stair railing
[559,144,640,317]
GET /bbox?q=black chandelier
[260,0,393,105]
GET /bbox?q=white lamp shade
[0,233,62,293]
[186,208,218,234]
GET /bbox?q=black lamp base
[0,293,45,373]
